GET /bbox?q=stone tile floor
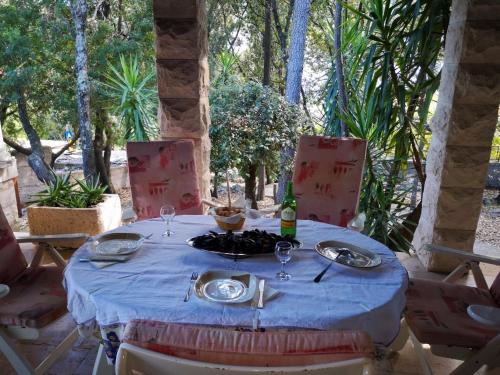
[1,241,499,374]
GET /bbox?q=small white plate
[203,279,246,302]
[194,270,257,304]
[91,232,144,255]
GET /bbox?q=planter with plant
[27,173,122,248]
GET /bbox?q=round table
[64,215,408,356]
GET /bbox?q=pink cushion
[0,266,67,328]
[292,136,367,226]
[490,272,500,306]
[122,320,374,367]
[127,140,203,220]
[0,204,27,284]
[406,278,499,348]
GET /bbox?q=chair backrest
[127,140,203,220]
[116,343,372,375]
[292,136,367,226]
[119,320,373,373]
[0,204,27,284]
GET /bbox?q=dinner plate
[194,270,257,304]
[91,232,145,255]
[315,240,382,268]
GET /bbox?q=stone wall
[0,125,20,225]
[412,0,500,272]
[153,0,211,202]
[0,158,19,225]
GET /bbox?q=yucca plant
[323,0,451,251]
[103,54,158,141]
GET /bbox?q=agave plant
[103,54,158,141]
[32,172,107,209]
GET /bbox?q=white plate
[315,240,382,268]
[91,232,144,255]
[203,279,246,302]
[194,270,257,304]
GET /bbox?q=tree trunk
[245,163,258,209]
[262,0,272,87]
[212,173,219,198]
[257,164,266,201]
[93,109,115,193]
[16,86,54,184]
[277,0,312,202]
[71,0,95,183]
[334,0,349,137]
[258,0,272,202]
[271,0,294,94]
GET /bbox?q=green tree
[209,81,308,207]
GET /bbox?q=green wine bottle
[281,181,297,237]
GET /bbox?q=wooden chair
[0,204,88,375]
[126,140,203,220]
[115,320,374,375]
[291,136,367,227]
[405,244,500,375]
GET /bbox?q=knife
[257,279,265,309]
[79,255,130,262]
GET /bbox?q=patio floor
[1,241,499,375]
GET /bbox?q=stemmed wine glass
[275,241,293,281]
[160,204,176,237]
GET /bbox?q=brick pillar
[153,0,211,202]
[412,0,500,272]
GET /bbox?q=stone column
[153,0,211,202]
[412,0,500,272]
[0,125,20,225]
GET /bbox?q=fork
[184,272,198,302]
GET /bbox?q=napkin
[251,278,279,306]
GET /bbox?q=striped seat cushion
[122,320,374,367]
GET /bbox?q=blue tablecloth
[64,215,408,347]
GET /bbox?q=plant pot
[27,194,122,248]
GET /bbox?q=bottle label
[281,207,296,222]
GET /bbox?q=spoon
[313,250,343,283]
[313,261,334,283]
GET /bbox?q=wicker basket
[214,216,245,231]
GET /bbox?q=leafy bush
[209,81,309,206]
[32,172,107,208]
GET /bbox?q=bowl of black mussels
[186,229,301,259]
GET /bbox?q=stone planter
[27,194,122,248]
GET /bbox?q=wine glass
[275,241,293,281]
[160,204,176,237]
